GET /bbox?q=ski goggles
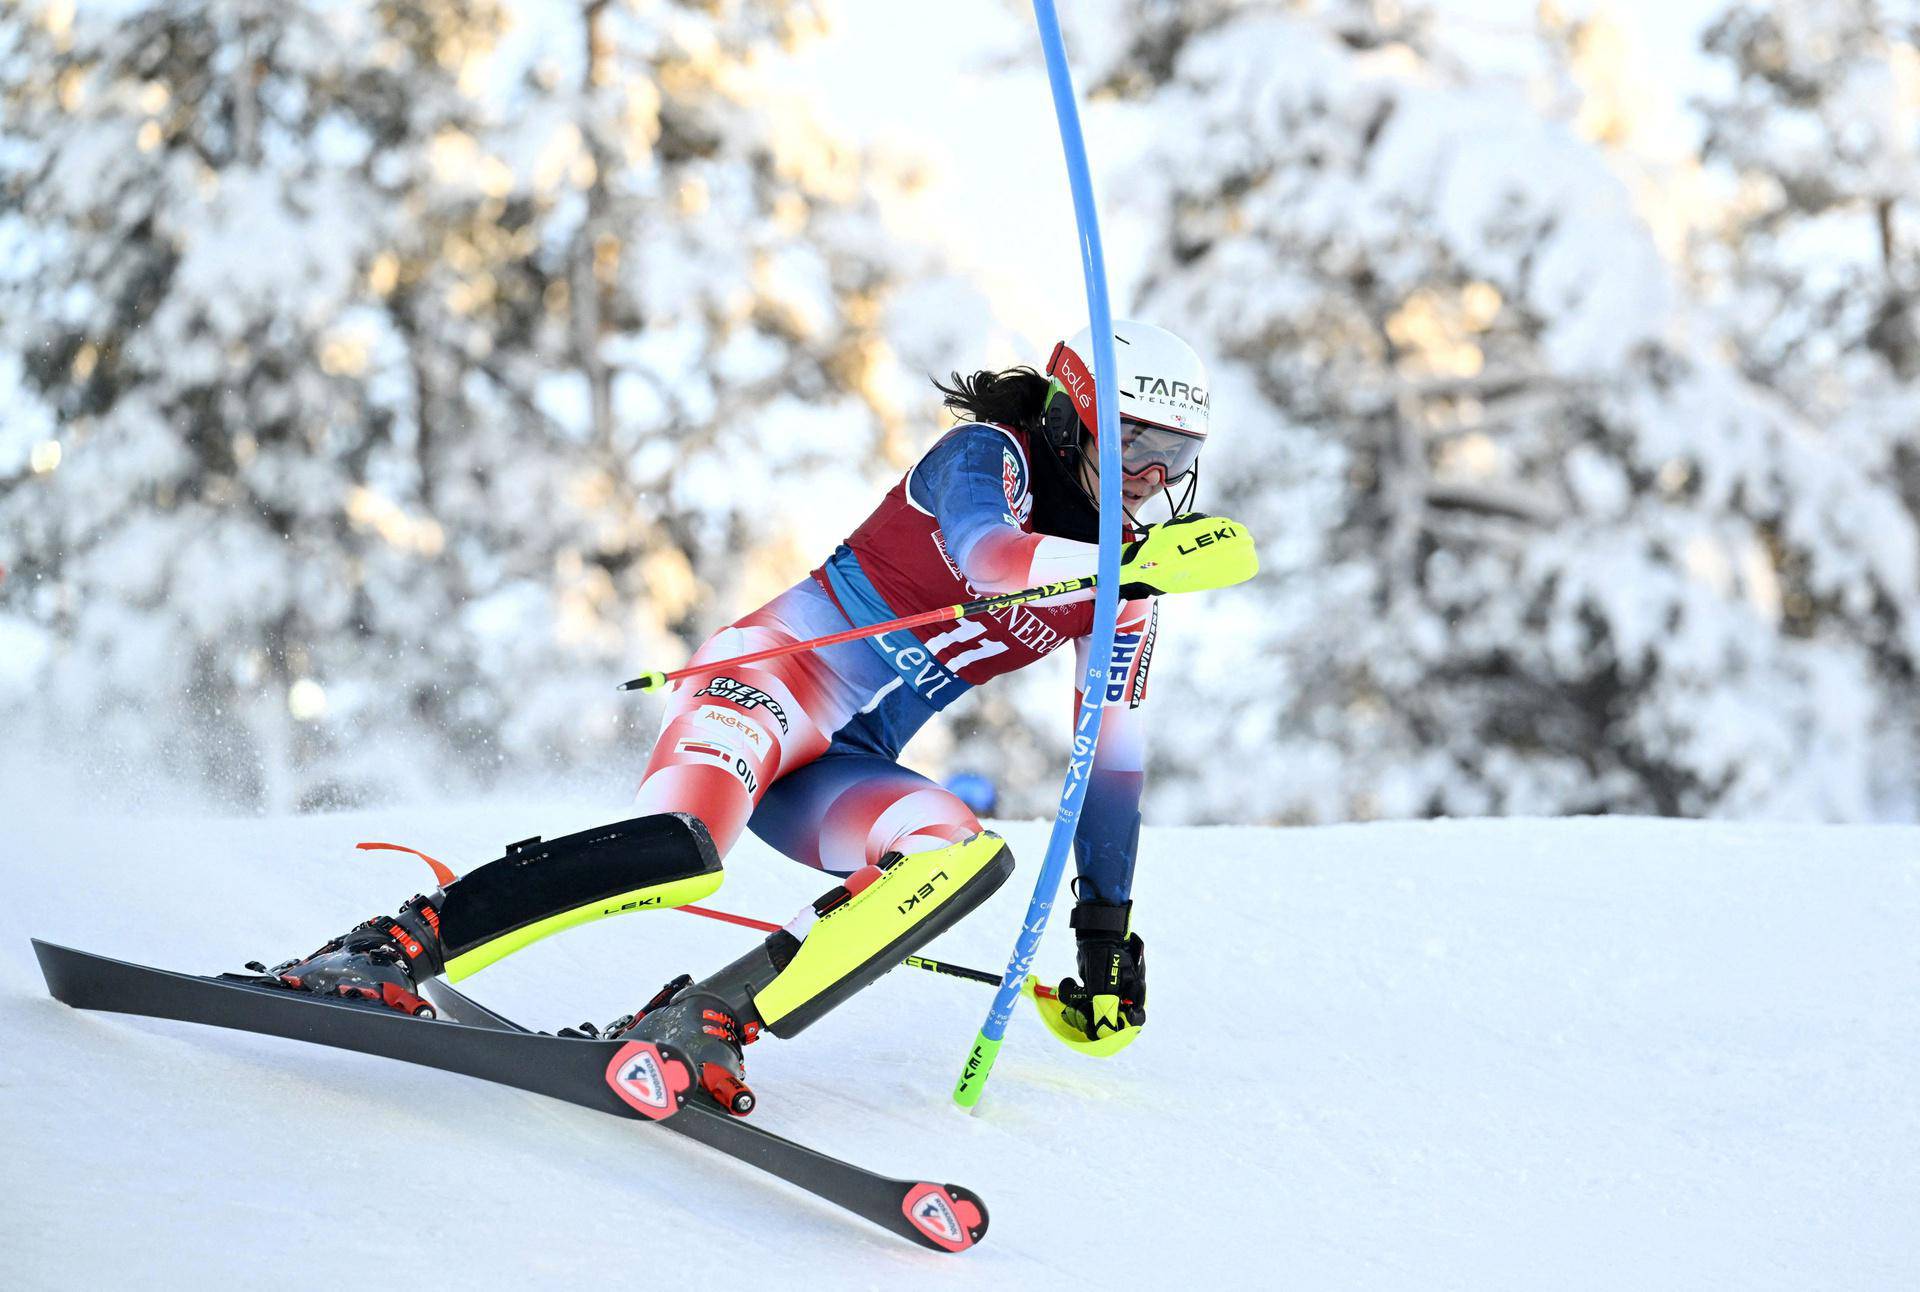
[1116,417,1205,485]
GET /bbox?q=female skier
[262,320,1255,1112]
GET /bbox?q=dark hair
[931,366,1051,429]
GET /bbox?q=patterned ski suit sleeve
[1070,597,1158,905]
[912,425,1098,594]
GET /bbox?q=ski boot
[241,894,446,1017]
[566,973,758,1116]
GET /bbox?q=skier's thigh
[747,751,982,875]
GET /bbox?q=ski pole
[617,575,1096,693]
[678,903,1064,1001]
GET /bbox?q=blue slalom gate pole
[953,0,1124,1110]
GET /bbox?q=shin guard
[439,813,724,980]
[700,833,1014,1039]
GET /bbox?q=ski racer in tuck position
[260,321,1257,1113]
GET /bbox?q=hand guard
[1118,513,1258,599]
[1055,899,1147,1043]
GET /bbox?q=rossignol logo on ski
[900,1183,984,1253]
[914,1193,961,1241]
[605,1041,689,1120]
[694,677,790,733]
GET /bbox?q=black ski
[31,939,988,1253]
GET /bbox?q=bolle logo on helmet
[1061,354,1095,411]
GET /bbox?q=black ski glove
[1056,898,1146,1042]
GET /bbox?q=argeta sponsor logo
[696,704,768,749]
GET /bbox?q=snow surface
[2,802,1915,1287]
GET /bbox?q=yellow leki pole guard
[1021,975,1141,1058]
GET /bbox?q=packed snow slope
[2,799,1915,1289]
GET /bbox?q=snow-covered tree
[1695,1,1920,391]
[1686,0,1920,808]
[0,0,947,809]
[1043,0,1920,822]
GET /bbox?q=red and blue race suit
[633,421,1154,904]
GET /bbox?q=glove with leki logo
[1055,898,1146,1043]
[1118,513,1258,599]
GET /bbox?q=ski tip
[30,938,86,1004]
[901,1182,988,1253]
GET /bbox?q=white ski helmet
[1042,319,1210,487]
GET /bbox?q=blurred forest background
[4,0,1919,825]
